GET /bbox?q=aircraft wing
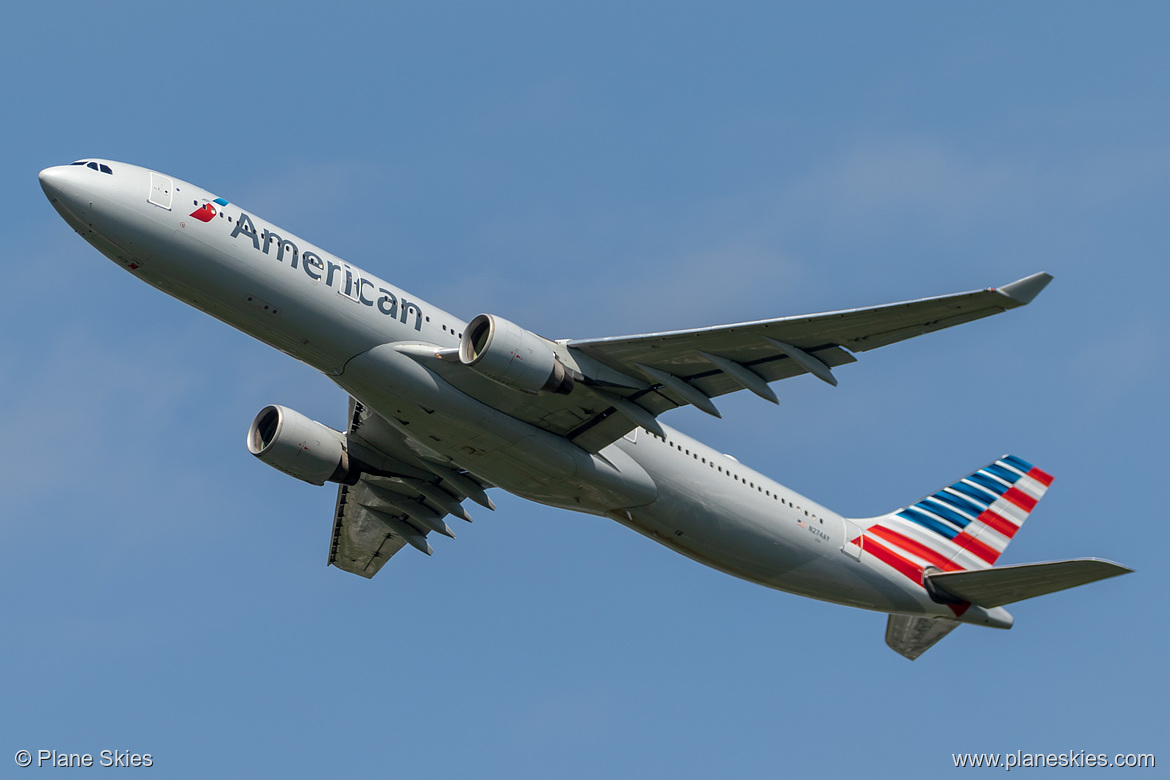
[556,272,1053,451]
[419,273,1050,453]
[328,398,492,578]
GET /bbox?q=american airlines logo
[189,202,216,222]
[189,196,229,223]
[228,211,424,330]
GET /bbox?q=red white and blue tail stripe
[853,455,1054,586]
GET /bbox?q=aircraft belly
[337,345,658,511]
[610,435,932,613]
[620,498,933,612]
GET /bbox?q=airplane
[38,158,1131,660]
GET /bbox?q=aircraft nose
[38,165,69,201]
[39,164,92,222]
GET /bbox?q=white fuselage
[40,160,988,623]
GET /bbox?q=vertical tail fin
[855,455,1054,579]
[885,615,961,660]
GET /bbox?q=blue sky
[2,3,1166,777]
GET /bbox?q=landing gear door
[841,519,863,561]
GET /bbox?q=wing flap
[329,483,410,578]
[326,398,490,579]
[924,558,1133,608]
[680,345,855,400]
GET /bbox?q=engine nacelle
[246,405,358,486]
[459,313,574,394]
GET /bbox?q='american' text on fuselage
[229,211,423,329]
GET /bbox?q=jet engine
[246,405,358,486]
[459,313,574,394]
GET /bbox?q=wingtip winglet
[1080,557,1135,577]
[997,272,1054,306]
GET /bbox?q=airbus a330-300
[40,159,1131,659]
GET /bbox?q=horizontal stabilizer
[885,615,961,661]
[925,558,1132,608]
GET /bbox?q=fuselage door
[148,172,173,210]
[841,519,863,561]
[339,264,362,302]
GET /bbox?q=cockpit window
[70,160,113,174]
